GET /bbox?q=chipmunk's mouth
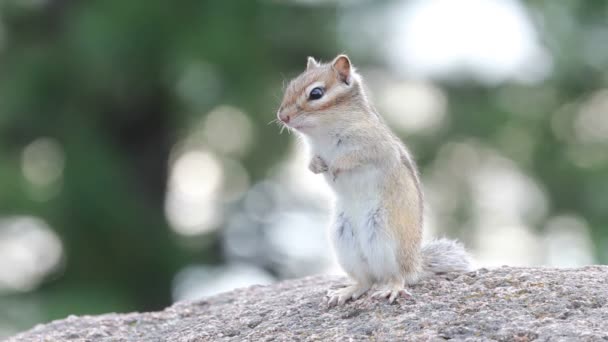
[282,119,314,131]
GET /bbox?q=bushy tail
[421,238,475,277]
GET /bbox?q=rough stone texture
[7,266,608,341]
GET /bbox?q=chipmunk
[277,55,474,307]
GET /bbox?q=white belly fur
[328,165,402,284]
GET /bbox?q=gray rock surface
[7,266,608,341]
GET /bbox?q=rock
[7,266,608,341]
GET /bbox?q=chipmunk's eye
[309,87,324,100]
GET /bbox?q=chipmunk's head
[277,54,364,135]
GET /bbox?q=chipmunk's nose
[278,112,290,124]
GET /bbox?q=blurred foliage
[0,0,607,335]
[0,0,341,333]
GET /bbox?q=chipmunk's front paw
[327,284,369,307]
[371,285,412,304]
[309,155,328,174]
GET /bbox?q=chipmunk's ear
[332,54,352,84]
[306,56,320,70]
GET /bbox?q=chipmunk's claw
[371,286,412,304]
[327,285,369,307]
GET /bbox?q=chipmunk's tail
[420,238,475,277]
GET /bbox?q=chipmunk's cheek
[301,101,319,112]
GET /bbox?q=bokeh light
[203,105,254,157]
[378,80,447,135]
[165,149,223,236]
[172,263,273,301]
[0,216,63,293]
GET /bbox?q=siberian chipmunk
[277,55,474,307]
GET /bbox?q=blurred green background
[1,0,607,336]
